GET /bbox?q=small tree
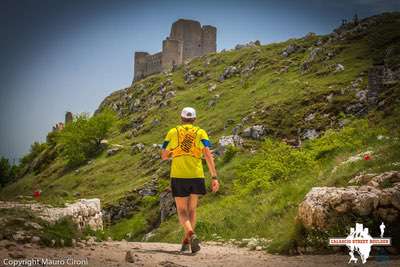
[0,157,17,187]
[57,109,116,167]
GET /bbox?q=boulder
[219,66,239,81]
[302,129,319,140]
[138,186,157,196]
[184,71,196,84]
[165,90,176,99]
[131,143,145,154]
[298,171,400,230]
[242,125,266,140]
[218,135,244,147]
[281,44,300,57]
[355,90,368,102]
[208,83,217,92]
[107,146,122,156]
[304,113,316,122]
[334,63,345,72]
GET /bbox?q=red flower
[33,190,41,198]
[364,154,371,161]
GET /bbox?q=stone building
[133,19,217,81]
[65,111,73,124]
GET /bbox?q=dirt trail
[1,241,399,267]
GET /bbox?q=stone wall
[0,199,103,231]
[170,19,203,61]
[162,39,183,71]
[201,25,217,55]
[134,52,163,81]
[133,19,216,82]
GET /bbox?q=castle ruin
[133,19,216,81]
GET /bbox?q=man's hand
[211,179,219,193]
[161,149,171,161]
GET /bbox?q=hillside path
[1,241,400,267]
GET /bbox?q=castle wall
[134,52,162,81]
[144,52,162,77]
[162,39,183,71]
[134,52,149,81]
[202,25,217,54]
[170,19,203,61]
[133,19,216,82]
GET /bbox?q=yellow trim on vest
[171,125,203,159]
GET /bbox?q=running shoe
[190,233,201,253]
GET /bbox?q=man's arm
[203,147,219,192]
[203,147,217,177]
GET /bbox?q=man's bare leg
[188,194,199,231]
[175,197,193,239]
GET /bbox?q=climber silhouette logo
[328,222,391,264]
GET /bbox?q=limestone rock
[298,171,400,230]
[131,143,145,154]
[107,145,123,156]
[218,135,244,148]
[281,44,300,57]
[302,129,319,140]
[219,66,239,81]
[242,125,266,140]
[165,90,176,99]
[160,191,176,222]
[334,63,345,72]
[138,186,157,196]
[208,83,217,92]
[234,40,260,50]
[0,198,104,231]
[355,90,368,102]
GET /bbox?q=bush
[57,109,117,167]
[222,145,240,163]
[235,139,317,194]
[304,119,385,160]
[41,217,81,247]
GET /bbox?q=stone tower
[65,111,73,124]
[133,19,216,82]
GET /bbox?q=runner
[161,107,219,253]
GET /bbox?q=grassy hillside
[1,12,400,253]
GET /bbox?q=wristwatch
[212,176,218,180]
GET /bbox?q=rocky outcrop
[234,40,260,50]
[219,66,239,81]
[241,125,266,140]
[298,171,400,230]
[102,194,142,223]
[160,190,176,222]
[218,135,244,148]
[106,144,123,156]
[0,199,103,230]
[281,44,302,57]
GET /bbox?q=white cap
[181,107,196,119]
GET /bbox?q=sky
[0,0,399,163]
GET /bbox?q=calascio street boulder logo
[329,222,391,264]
